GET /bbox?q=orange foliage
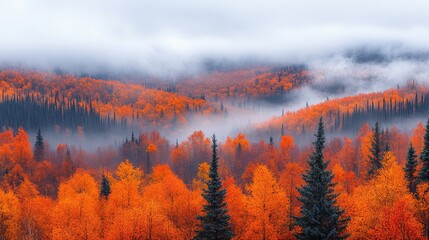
[0,120,427,239]
[0,70,209,127]
[244,165,290,239]
[52,170,101,239]
[412,122,425,155]
[177,66,309,99]
[261,84,429,134]
[347,152,416,239]
[143,165,202,239]
[223,177,248,239]
[0,189,21,239]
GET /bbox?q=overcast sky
[1,0,429,75]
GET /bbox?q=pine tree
[368,122,383,178]
[405,143,418,194]
[34,128,45,162]
[195,135,234,240]
[295,117,349,239]
[63,148,75,178]
[100,174,111,199]
[420,118,429,182]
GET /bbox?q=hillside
[259,81,429,136]
[0,70,210,129]
[176,65,310,101]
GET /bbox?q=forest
[0,70,209,128]
[2,0,428,239]
[2,68,429,239]
[1,111,429,239]
[261,80,429,137]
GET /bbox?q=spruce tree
[420,118,429,182]
[195,135,234,240]
[368,122,383,178]
[295,117,349,239]
[34,128,45,162]
[100,174,111,199]
[405,143,418,194]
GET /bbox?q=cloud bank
[1,0,429,76]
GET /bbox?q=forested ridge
[262,81,429,136]
[0,70,209,128]
[176,64,310,101]
[0,94,122,132]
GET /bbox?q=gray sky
[1,0,429,75]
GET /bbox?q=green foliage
[420,118,429,182]
[195,135,234,240]
[368,122,384,178]
[100,174,111,199]
[405,143,418,194]
[295,117,349,239]
[34,129,45,162]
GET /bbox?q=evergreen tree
[63,148,75,178]
[405,143,418,194]
[295,117,349,239]
[368,122,383,178]
[34,128,45,162]
[420,118,429,182]
[195,135,234,240]
[100,173,111,199]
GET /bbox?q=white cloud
[0,0,428,75]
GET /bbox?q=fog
[2,0,429,147]
[1,0,429,77]
[165,55,429,143]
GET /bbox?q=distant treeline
[0,94,125,133]
[333,92,429,132]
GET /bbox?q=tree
[223,177,248,239]
[144,165,201,239]
[244,165,289,239]
[295,117,349,239]
[100,173,111,199]
[52,170,101,240]
[34,128,45,162]
[405,143,418,194]
[348,152,421,238]
[12,128,33,171]
[0,189,20,239]
[412,122,425,155]
[368,122,383,178]
[192,162,210,191]
[62,148,75,179]
[146,143,158,174]
[195,135,234,240]
[279,163,305,233]
[420,118,429,182]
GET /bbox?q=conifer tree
[295,117,349,239]
[195,135,234,240]
[63,148,75,178]
[34,128,45,162]
[368,122,383,178]
[100,174,111,199]
[405,143,418,194]
[420,118,429,182]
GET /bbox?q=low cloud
[1,0,429,77]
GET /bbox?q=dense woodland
[0,70,208,128]
[0,94,122,132]
[2,69,429,239]
[263,81,429,137]
[1,115,429,239]
[176,65,310,101]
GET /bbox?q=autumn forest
[0,65,429,240]
[2,1,429,239]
